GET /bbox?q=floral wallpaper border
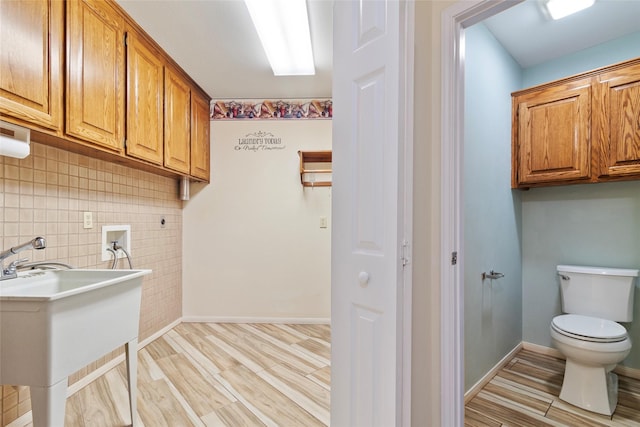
[211,99,332,120]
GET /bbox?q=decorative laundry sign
[235,131,286,152]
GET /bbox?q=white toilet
[550,264,638,416]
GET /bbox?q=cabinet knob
[358,271,370,287]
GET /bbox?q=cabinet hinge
[451,251,458,266]
[401,240,411,267]
[124,33,128,46]
[123,138,127,149]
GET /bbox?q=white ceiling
[115,0,640,100]
[483,0,640,68]
[116,0,333,100]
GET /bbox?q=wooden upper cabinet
[594,61,640,178]
[512,78,592,187]
[164,67,191,174]
[67,0,125,152]
[125,30,164,165]
[0,0,63,131]
[1,0,211,182]
[190,92,211,182]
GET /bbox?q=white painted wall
[182,119,332,321]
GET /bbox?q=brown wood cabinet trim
[163,65,192,174]
[0,0,64,133]
[66,0,126,153]
[125,28,165,165]
[190,92,211,182]
[113,1,210,102]
[1,0,211,183]
[513,56,640,189]
[512,57,640,98]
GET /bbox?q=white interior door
[331,1,410,426]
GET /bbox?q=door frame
[440,1,524,425]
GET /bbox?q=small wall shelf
[298,150,332,187]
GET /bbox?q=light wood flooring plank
[612,404,640,426]
[293,339,331,366]
[546,401,611,427]
[174,323,241,372]
[163,329,223,376]
[136,379,198,427]
[237,324,326,371]
[11,322,333,427]
[464,406,503,427]
[218,365,325,427]
[249,324,307,345]
[221,324,326,375]
[506,360,564,388]
[215,401,266,427]
[513,350,567,373]
[143,337,178,361]
[258,364,330,425]
[286,324,331,343]
[495,369,561,396]
[466,349,640,427]
[13,327,640,427]
[71,374,126,427]
[138,348,165,383]
[469,392,561,427]
[307,366,331,391]
[154,353,232,417]
[482,381,551,415]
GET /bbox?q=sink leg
[125,338,139,427]
[30,379,67,427]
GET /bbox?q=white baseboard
[181,315,331,324]
[139,318,183,348]
[464,342,523,404]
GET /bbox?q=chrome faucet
[0,237,46,280]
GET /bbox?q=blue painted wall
[464,23,523,390]
[523,31,640,87]
[521,182,640,368]
[464,26,640,390]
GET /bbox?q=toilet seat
[552,314,628,343]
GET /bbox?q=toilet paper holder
[482,270,504,280]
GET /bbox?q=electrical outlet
[83,211,93,229]
[320,216,328,228]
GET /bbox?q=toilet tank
[557,265,638,322]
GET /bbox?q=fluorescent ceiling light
[244,0,315,76]
[544,0,596,20]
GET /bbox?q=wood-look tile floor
[465,349,640,427]
[20,323,330,427]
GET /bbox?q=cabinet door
[513,79,592,187]
[0,0,63,131]
[164,68,191,173]
[67,0,125,152]
[126,30,164,165]
[595,62,640,178]
[190,93,210,181]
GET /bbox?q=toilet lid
[552,314,628,343]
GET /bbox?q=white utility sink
[0,268,151,427]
